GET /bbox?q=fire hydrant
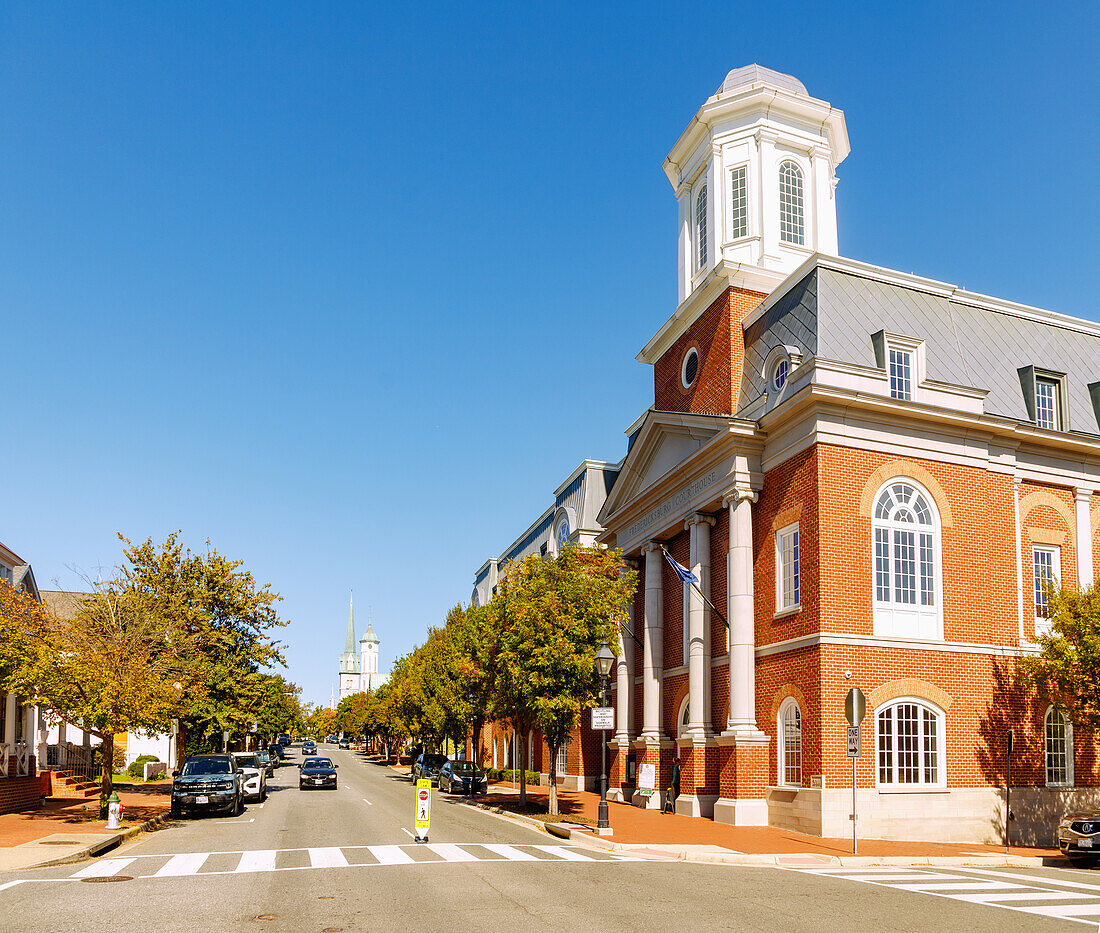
[106,792,121,830]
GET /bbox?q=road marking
[401,828,415,839]
[72,858,136,878]
[953,892,1096,903]
[362,797,373,805]
[214,818,255,824]
[308,847,349,869]
[154,853,209,877]
[531,845,596,861]
[1018,904,1100,918]
[343,785,352,790]
[0,881,24,892]
[895,881,1025,892]
[946,867,1100,892]
[843,872,961,882]
[368,845,415,865]
[234,850,277,873]
[482,844,538,861]
[427,843,477,862]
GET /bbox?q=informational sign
[637,762,656,796]
[414,779,431,840]
[845,688,867,727]
[249,723,258,733]
[591,707,614,730]
[846,726,861,759]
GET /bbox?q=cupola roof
[714,64,807,98]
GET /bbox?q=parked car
[325,733,338,744]
[412,753,448,785]
[256,750,275,777]
[338,737,350,749]
[268,743,286,762]
[299,756,338,790]
[1057,811,1100,865]
[231,752,268,802]
[438,759,487,795]
[278,734,291,746]
[302,739,316,754]
[170,755,244,818]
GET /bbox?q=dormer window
[889,348,912,401]
[1035,377,1060,430]
[695,184,708,271]
[778,161,804,245]
[773,358,789,391]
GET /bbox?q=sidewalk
[0,782,171,871]
[467,778,1061,866]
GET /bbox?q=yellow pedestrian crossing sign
[414,779,431,841]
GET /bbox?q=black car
[302,739,316,754]
[170,755,244,818]
[268,743,285,762]
[438,759,487,795]
[299,756,338,790]
[412,753,448,785]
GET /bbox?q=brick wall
[653,285,766,414]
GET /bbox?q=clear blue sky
[2,2,1097,708]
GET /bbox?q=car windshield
[451,761,479,774]
[304,758,333,769]
[181,758,231,776]
[421,755,446,767]
[233,755,260,769]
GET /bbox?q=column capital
[722,487,758,509]
[1075,487,1096,503]
[684,512,717,532]
[641,541,664,555]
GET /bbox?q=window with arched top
[695,184,708,271]
[876,698,945,788]
[778,161,804,246]
[677,694,690,738]
[872,480,943,639]
[1045,707,1073,787]
[778,699,802,786]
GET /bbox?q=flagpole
[660,545,730,631]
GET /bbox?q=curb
[457,798,583,841]
[6,812,172,871]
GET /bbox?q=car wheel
[234,794,243,816]
[170,801,181,819]
[261,787,267,802]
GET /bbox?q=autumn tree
[304,704,337,741]
[1020,584,1100,727]
[445,602,498,767]
[493,545,636,813]
[0,577,203,802]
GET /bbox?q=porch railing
[0,742,30,777]
[43,742,97,781]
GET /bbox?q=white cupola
[664,65,850,303]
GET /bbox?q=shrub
[125,754,160,780]
[112,746,127,773]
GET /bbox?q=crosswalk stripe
[154,853,209,877]
[1018,903,1100,918]
[234,850,277,873]
[482,844,539,861]
[71,858,135,878]
[896,881,1026,892]
[531,845,596,861]
[368,845,415,865]
[309,848,349,868]
[953,892,1097,903]
[843,872,961,882]
[427,843,477,862]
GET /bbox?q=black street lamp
[595,641,615,833]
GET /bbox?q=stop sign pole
[845,687,867,855]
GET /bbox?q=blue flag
[663,548,699,585]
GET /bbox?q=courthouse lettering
[624,470,720,540]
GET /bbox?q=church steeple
[338,590,360,699]
[343,591,358,657]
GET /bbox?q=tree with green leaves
[1020,584,1100,727]
[492,545,636,813]
[0,576,203,802]
[444,602,497,766]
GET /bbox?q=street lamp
[595,641,615,833]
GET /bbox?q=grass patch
[490,801,595,826]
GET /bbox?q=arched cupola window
[872,481,943,639]
[695,184,708,271]
[778,161,804,246]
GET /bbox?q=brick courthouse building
[475,66,1100,843]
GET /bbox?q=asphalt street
[1,746,1098,932]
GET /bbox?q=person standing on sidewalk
[671,757,681,799]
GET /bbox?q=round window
[773,358,789,391]
[682,348,699,388]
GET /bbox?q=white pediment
[602,412,730,519]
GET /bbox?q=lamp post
[595,641,615,833]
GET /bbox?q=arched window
[677,694,690,738]
[695,184,708,271]
[778,699,802,786]
[1045,707,1073,787]
[872,481,943,639]
[778,161,804,245]
[876,699,944,787]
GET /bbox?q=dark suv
[412,753,448,785]
[171,755,243,818]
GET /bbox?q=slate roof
[40,589,89,619]
[739,263,1100,435]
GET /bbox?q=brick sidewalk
[0,782,171,847]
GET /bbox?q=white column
[723,490,766,738]
[640,543,664,740]
[3,693,15,747]
[685,514,715,736]
[36,707,48,769]
[615,561,638,744]
[1076,489,1095,588]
